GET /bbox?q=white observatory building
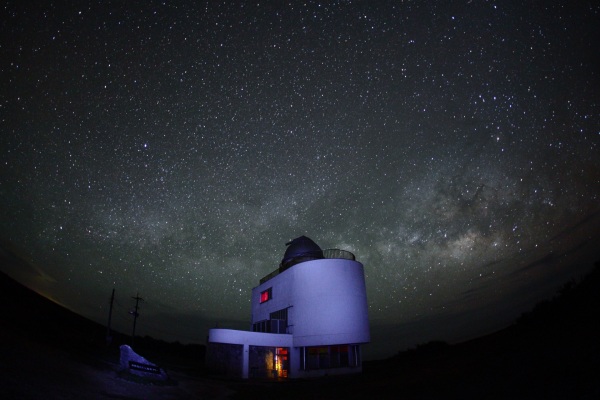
[206,236,370,379]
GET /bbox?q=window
[260,287,272,303]
[252,320,265,332]
[268,319,286,334]
[270,308,289,333]
[269,308,288,321]
[253,307,289,333]
[301,345,360,370]
[275,348,289,378]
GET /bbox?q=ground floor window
[249,346,289,379]
[300,344,360,370]
[275,347,289,378]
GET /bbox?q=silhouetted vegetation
[2,251,599,399]
[404,340,451,356]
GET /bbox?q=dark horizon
[2,257,599,400]
[1,244,598,362]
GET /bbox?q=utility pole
[106,288,115,345]
[130,293,144,346]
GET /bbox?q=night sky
[1,1,598,360]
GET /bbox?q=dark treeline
[399,260,600,358]
[361,261,600,399]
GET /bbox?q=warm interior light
[275,347,288,378]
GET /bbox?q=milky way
[1,1,598,358]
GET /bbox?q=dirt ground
[0,328,235,400]
[3,323,599,400]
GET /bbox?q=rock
[119,345,168,381]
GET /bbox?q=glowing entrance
[275,347,289,378]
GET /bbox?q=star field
[1,1,598,358]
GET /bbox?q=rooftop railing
[322,248,355,261]
[259,269,280,284]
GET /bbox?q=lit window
[275,347,289,378]
[260,288,272,303]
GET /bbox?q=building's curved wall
[208,328,293,347]
[291,259,369,346]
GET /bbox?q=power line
[129,292,144,346]
[106,288,115,345]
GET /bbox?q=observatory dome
[280,235,324,270]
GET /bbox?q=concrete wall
[208,328,293,347]
[252,258,370,347]
[291,259,370,347]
